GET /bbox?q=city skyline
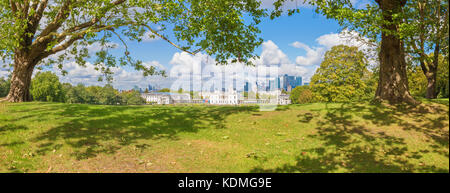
[135,74,307,93]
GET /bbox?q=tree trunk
[6,54,36,102]
[375,0,419,105]
[425,71,437,99]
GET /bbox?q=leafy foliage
[310,45,370,102]
[402,0,448,98]
[290,85,314,104]
[0,77,10,97]
[290,85,316,104]
[403,0,448,65]
[0,0,267,83]
[408,54,450,98]
[65,84,87,104]
[120,90,145,105]
[158,88,171,93]
[63,83,142,105]
[437,55,449,98]
[407,65,428,97]
[30,71,64,102]
[297,89,314,104]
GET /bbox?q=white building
[141,90,291,105]
[200,90,240,105]
[278,94,291,105]
[141,92,190,104]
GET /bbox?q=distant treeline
[0,71,145,105]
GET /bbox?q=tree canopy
[274,0,445,104]
[403,0,448,98]
[0,77,10,97]
[1,0,267,102]
[30,71,64,102]
[290,85,314,104]
[310,45,370,102]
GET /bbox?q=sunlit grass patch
[0,100,448,173]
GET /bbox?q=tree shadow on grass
[0,124,29,134]
[251,103,449,173]
[31,104,258,160]
[362,103,449,150]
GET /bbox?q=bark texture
[375,0,419,104]
[6,53,38,102]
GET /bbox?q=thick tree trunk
[424,35,440,99]
[375,0,419,105]
[425,72,437,99]
[6,55,36,102]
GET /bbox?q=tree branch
[30,0,49,27]
[23,0,30,17]
[10,0,17,13]
[141,24,202,55]
[38,0,73,40]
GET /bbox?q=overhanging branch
[141,23,202,55]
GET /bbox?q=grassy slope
[0,100,448,173]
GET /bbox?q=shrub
[297,89,315,104]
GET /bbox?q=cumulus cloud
[292,30,377,69]
[258,40,291,66]
[143,60,165,71]
[49,60,170,90]
[317,30,366,49]
[291,41,325,66]
[167,40,312,92]
[317,30,378,66]
[43,41,120,64]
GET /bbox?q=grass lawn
[0,100,448,173]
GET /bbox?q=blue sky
[1,1,375,91]
[122,8,341,66]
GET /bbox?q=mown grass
[0,99,448,173]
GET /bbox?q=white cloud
[143,60,165,71]
[292,30,377,68]
[259,40,291,66]
[142,31,160,42]
[291,41,325,66]
[166,40,313,91]
[49,60,170,90]
[317,30,366,49]
[43,41,120,63]
[317,30,378,66]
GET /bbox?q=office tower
[296,76,302,87]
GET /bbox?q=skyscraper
[244,82,249,92]
[269,77,281,91]
[281,74,302,91]
[296,76,302,87]
[283,74,296,91]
